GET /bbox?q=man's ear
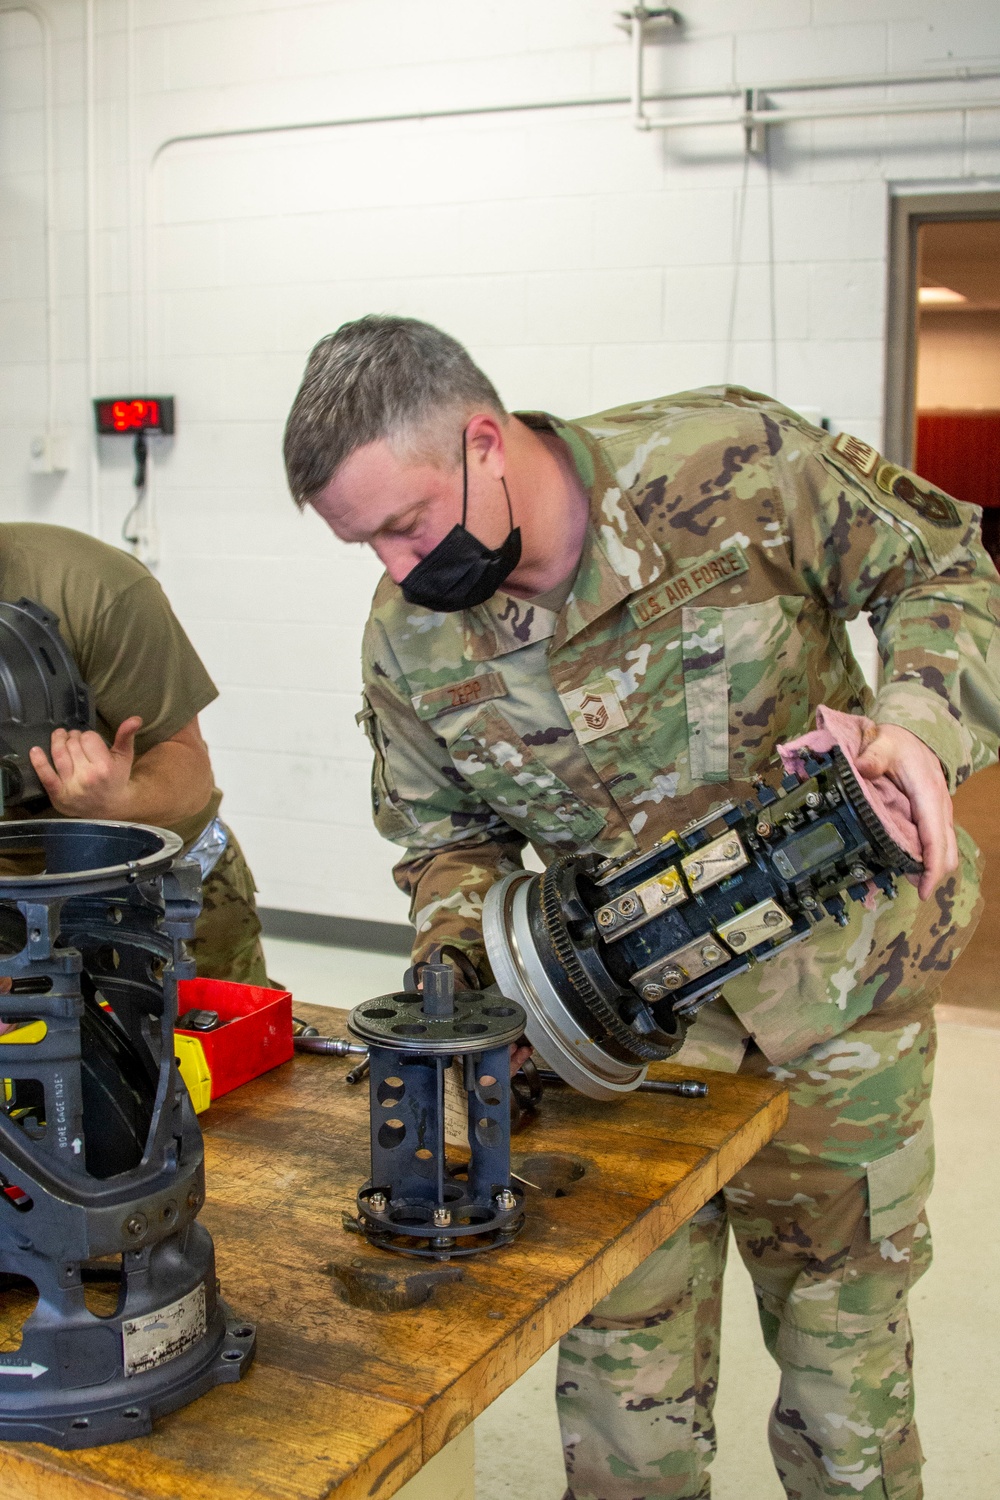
[465,412,507,478]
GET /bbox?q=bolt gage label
[122,1283,207,1376]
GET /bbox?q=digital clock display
[94,397,175,435]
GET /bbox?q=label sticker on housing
[122,1283,207,1377]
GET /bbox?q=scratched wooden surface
[0,1002,787,1500]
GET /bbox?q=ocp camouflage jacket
[360,389,1000,1066]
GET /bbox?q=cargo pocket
[356,695,416,841]
[682,605,728,783]
[453,705,606,847]
[866,1116,934,1243]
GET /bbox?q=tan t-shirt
[0,523,221,844]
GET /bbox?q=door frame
[884,187,1000,467]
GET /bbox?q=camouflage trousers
[186,824,271,988]
[557,1000,937,1500]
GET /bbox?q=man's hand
[510,1040,533,1077]
[29,717,143,820]
[854,722,958,901]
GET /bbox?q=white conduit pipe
[639,94,1000,137]
[133,49,1000,408]
[0,2,56,435]
[624,11,1000,142]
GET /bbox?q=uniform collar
[462,411,667,661]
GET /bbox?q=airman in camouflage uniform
[287,323,1000,1499]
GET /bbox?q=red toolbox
[175,978,293,1103]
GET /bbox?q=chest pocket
[723,595,812,779]
[680,597,812,785]
[449,704,606,847]
[682,606,729,784]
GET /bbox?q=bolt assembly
[349,964,526,1259]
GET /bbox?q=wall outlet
[29,431,69,474]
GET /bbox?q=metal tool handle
[532,1067,707,1099]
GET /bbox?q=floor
[261,763,1000,1498]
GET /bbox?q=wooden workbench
[0,1003,786,1500]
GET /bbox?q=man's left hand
[854,723,958,901]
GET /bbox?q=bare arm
[28,715,214,827]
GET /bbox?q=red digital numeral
[110,399,159,432]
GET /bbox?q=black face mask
[400,430,522,612]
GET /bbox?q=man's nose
[372,539,420,584]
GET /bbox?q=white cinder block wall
[1,1,999,924]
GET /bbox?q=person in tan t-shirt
[0,522,270,987]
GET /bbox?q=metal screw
[763,910,784,928]
[686,861,703,880]
[618,895,639,918]
[660,965,685,987]
[727,930,746,948]
[700,944,723,964]
[597,907,617,928]
[125,1214,147,1239]
[642,981,668,1001]
[805,791,822,808]
[495,1188,517,1212]
[432,1206,452,1227]
[722,841,739,859]
[756,821,772,837]
[850,865,867,881]
[801,895,817,909]
[369,1191,387,1214]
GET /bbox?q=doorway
[885,192,1000,564]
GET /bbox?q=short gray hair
[283,314,506,507]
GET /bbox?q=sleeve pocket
[866,1116,934,1243]
[356,694,417,841]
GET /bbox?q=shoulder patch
[628,545,749,628]
[411,671,508,720]
[832,431,880,478]
[874,462,961,529]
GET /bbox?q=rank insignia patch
[874,462,961,529]
[561,677,629,745]
[832,431,880,478]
